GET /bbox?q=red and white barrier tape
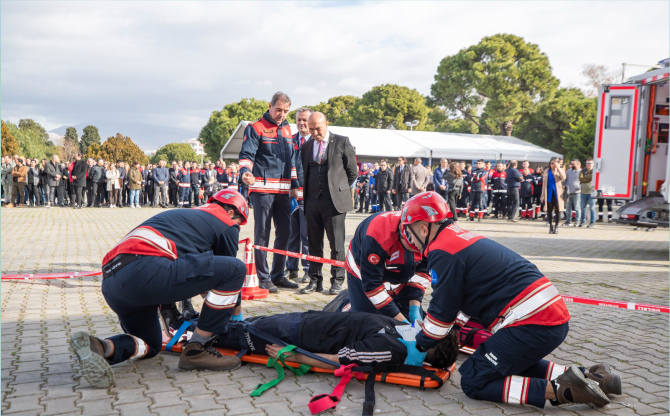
[3,245,668,314]
[1,271,102,281]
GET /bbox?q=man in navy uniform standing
[239,92,300,293]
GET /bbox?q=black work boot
[329,282,342,295]
[70,331,114,388]
[286,269,299,280]
[178,335,241,371]
[180,299,200,320]
[553,366,610,407]
[300,277,323,294]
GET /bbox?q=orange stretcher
[161,341,455,389]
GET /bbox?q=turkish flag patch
[368,254,380,265]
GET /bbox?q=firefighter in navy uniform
[468,159,488,221]
[343,210,432,323]
[69,189,251,389]
[239,92,300,293]
[398,193,621,409]
[215,160,229,189]
[190,162,202,207]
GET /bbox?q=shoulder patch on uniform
[368,254,380,265]
[430,269,438,285]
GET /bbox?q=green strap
[250,345,311,397]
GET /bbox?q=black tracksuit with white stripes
[217,311,408,366]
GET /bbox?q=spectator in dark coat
[373,159,394,211]
[505,160,523,222]
[433,158,449,201]
[90,159,106,208]
[45,155,64,208]
[117,161,127,207]
[392,156,411,209]
[71,153,88,209]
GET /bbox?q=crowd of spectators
[0,153,245,209]
[352,156,613,231]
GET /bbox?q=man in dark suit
[392,156,411,210]
[71,153,88,209]
[300,112,358,295]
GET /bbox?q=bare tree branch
[517,123,547,140]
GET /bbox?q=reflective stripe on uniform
[116,227,177,260]
[422,314,453,340]
[492,283,561,333]
[239,159,254,171]
[545,362,567,380]
[128,335,149,360]
[204,289,240,309]
[455,311,470,328]
[408,273,431,291]
[345,248,361,279]
[503,376,530,404]
[366,285,392,309]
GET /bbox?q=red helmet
[208,188,249,225]
[400,192,451,252]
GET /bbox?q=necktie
[300,136,305,146]
[316,141,325,164]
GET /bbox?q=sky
[1,1,668,135]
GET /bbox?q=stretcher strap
[250,345,311,397]
[308,364,366,415]
[165,321,192,352]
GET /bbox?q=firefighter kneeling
[400,192,621,408]
[69,189,250,388]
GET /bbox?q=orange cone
[240,238,269,300]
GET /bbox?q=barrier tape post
[240,238,269,300]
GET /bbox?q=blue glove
[409,305,422,324]
[231,313,244,322]
[401,319,410,324]
[290,197,298,214]
[398,338,427,366]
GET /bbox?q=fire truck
[593,62,669,230]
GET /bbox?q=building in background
[145,149,157,157]
[183,138,206,157]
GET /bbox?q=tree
[581,64,622,97]
[562,116,596,163]
[520,89,597,155]
[80,125,101,153]
[199,98,269,158]
[150,143,198,164]
[18,119,49,141]
[61,136,79,163]
[7,119,55,159]
[430,33,558,136]
[64,127,78,143]
[289,95,361,126]
[85,143,108,161]
[1,120,19,156]
[348,84,429,130]
[425,106,479,134]
[101,133,149,164]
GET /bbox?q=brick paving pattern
[2,207,668,415]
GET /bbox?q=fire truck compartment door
[593,85,640,199]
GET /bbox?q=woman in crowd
[106,162,121,208]
[26,159,42,207]
[541,157,566,234]
[445,161,463,222]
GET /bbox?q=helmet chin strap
[408,222,433,254]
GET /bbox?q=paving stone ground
[1,206,669,416]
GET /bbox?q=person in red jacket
[398,192,621,409]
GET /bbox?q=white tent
[220,121,562,164]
